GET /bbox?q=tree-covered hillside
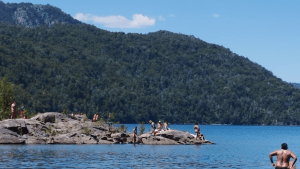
[1,23,300,125]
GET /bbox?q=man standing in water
[269,143,297,169]
[132,126,137,144]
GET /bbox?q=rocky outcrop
[138,130,213,145]
[0,112,213,145]
[0,1,82,27]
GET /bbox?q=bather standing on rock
[92,113,96,122]
[149,120,156,136]
[19,105,25,119]
[269,143,297,169]
[132,126,137,144]
[194,123,200,140]
[10,101,16,119]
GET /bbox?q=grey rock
[51,135,76,144]
[141,136,179,145]
[0,112,213,145]
[25,136,48,144]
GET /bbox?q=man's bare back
[269,143,297,169]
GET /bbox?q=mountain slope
[0,1,81,27]
[1,23,300,125]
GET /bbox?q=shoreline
[0,112,213,145]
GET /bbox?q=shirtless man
[194,123,200,140]
[132,126,137,144]
[269,143,297,169]
[149,120,156,136]
[10,101,16,119]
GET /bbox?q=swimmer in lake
[269,143,297,169]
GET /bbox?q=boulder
[138,130,212,145]
[141,136,179,145]
[0,128,24,144]
[51,135,76,144]
[25,136,48,144]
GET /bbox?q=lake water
[0,124,299,168]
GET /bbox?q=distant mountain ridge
[292,83,300,88]
[0,1,81,27]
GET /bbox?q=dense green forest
[1,23,300,125]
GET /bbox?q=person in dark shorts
[19,105,25,119]
[269,143,297,169]
[132,126,137,144]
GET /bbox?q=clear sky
[3,0,300,83]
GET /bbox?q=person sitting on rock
[200,133,205,141]
[153,121,163,135]
[194,123,200,140]
[132,126,137,144]
[157,121,162,131]
[149,120,156,136]
[164,121,170,131]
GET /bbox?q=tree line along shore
[0,23,300,125]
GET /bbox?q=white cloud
[212,13,220,18]
[158,15,165,21]
[169,14,175,17]
[74,13,155,28]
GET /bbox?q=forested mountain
[1,23,300,125]
[0,5,300,125]
[292,83,300,89]
[0,1,81,27]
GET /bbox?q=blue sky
[3,0,300,83]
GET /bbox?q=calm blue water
[1,125,299,168]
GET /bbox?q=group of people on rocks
[69,111,83,118]
[10,101,26,119]
[92,113,99,122]
[147,120,204,140]
[149,120,170,136]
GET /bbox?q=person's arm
[289,152,297,168]
[269,151,277,167]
